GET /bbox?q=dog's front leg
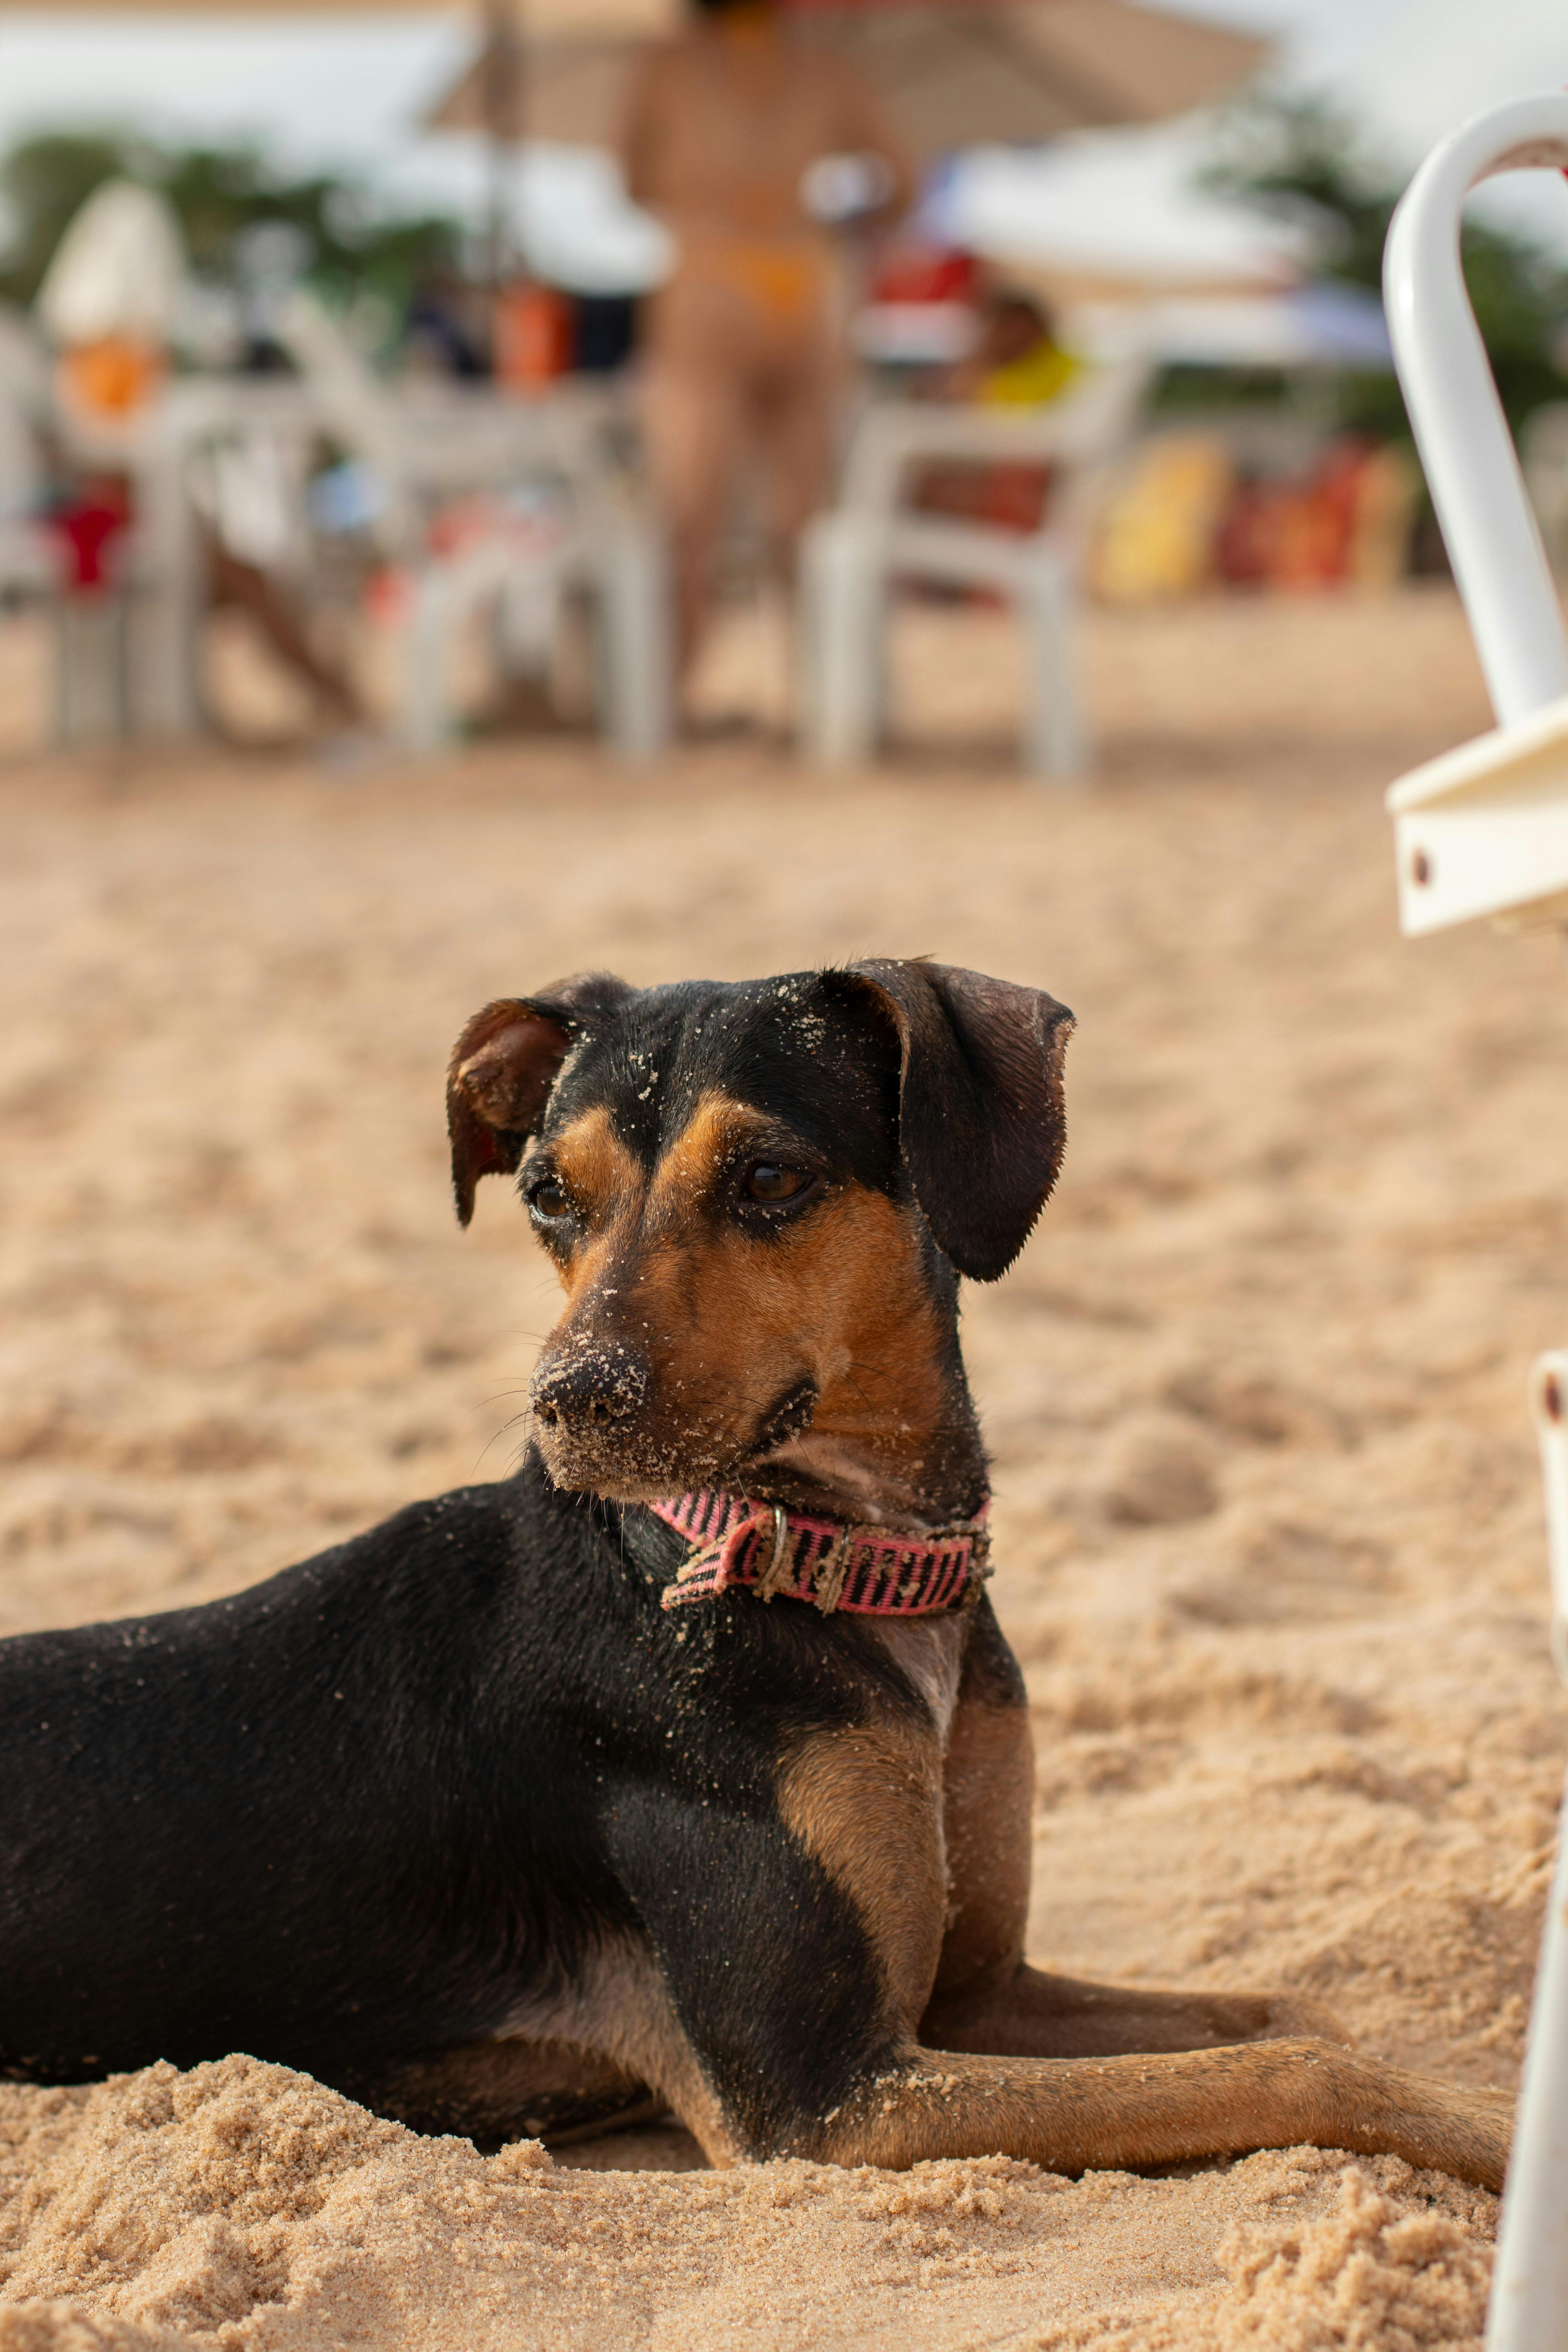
[924,1609,1345,2058]
[802,2038,1512,2189]
[605,1697,1511,2189]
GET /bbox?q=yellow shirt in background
[978,341,1082,408]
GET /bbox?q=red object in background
[493,283,573,392]
[913,457,1052,535]
[1216,439,1376,591]
[46,483,131,591]
[364,565,414,630]
[869,244,977,307]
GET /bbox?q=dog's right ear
[446,973,631,1226]
[831,958,1073,1281]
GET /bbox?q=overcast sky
[0,2,1563,264]
[0,1,1522,175]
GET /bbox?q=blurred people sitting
[403,270,488,382]
[37,176,364,733]
[913,285,1082,537]
[621,0,911,688]
[945,287,1081,410]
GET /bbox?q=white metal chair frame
[798,353,1152,780]
[1383,91,1568,2352]
[275,293,671,760]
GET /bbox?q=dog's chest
[860,1615,967,1751]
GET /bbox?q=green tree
[1201,95,1568,443]
[0,131,461,324]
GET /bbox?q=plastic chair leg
[403,567,458,753]
[800,515,883,768]
[595,524,671,762]
[55,594,131,744]
[1022,562,1087,782]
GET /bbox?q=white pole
[1383,96,1568,2352]
[1489,1358,1568,2346]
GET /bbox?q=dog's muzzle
[532,1339,652,1438]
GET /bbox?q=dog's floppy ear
[835,958,1073,1281]
[447,973,631,1226]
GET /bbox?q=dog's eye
[527,1174,571,1220]
[744,1163,808,1203]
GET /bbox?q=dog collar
[647,1490,991,1616]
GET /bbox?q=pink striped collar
[646,1489,991,1617]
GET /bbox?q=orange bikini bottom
[704,236,832,326]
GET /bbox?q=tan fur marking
[370,2037,653,2143]
[631,1092,952,1512]
[777,1720,947,2029]
[926,1701,1033,2015]
[806,2038,1512,2186]
[923,1677,1352,2061]
[495,1935,739,2166]
[645,1091,748,1206]
[530,1086,958,1511]
[546,1107,645,1256]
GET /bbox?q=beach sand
[1,584,1562,2347]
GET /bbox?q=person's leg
[207,537,363,725]
[641,360,747,681]
[755,352,838,590]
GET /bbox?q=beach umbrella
[1,0,1266,294]
[0,0,1266,160]
[426,0,1271,163]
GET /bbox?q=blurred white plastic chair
[275,290,671,759]
[0,305,165,746]
[0,310,59,602]
[114,376,325,736]
[798,351,1151,780]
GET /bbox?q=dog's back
[2,1472,573,2092]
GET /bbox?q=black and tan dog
[0,961,1510,2186]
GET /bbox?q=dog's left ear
[447,973,631,1226]
[834,959,1074,1281]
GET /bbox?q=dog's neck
[735,1286,988,1532]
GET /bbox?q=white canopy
[35,180,189,346]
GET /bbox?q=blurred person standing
[622,0,911,684]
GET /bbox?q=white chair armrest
[838,355,1153,516]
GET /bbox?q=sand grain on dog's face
[0,586,1548,2346]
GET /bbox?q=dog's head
[448,962,1072,1515]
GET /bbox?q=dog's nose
[532,1343,651,1434]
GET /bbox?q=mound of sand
[0,588,1557,2346]
[0,2058,1495,2349]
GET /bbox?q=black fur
[0,1461,930,2148]
[1,960,1071,2155]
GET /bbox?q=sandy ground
[2,584,1565,2348]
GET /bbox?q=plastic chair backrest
[1383,93,1568,727]
[274,290,416,554]
[838,350,1154,521]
